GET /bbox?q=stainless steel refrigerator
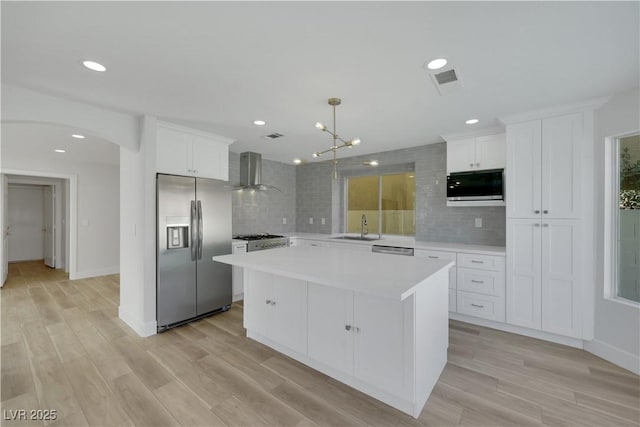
[157,174,232,332]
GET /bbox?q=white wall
[7,185,44,262]
[1,154,120,279]
[588,88,640,374]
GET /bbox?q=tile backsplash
[229,152,296,236]
[294,143,506,246]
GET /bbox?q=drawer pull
[471,303,485,308]
[428,256,438,259]
[265,300,272,305]
[471,280,485,284]
[471,260,484,264]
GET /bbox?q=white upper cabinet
[156,121,233,181]
[506,114,582,219]
[446,133,505,173]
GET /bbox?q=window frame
[604,131,640,306]
[343,171,415,237]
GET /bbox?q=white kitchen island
[212,245,453,418]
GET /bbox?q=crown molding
[441,126,505,142]
[498,96,611,125]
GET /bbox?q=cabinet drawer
[457,253,505,272]
[457,291,505,322]
[449,289,456,312]
[415,249,457,289]
[457,268,504,297]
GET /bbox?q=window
[615,133,640,303]
[346,173,415,236]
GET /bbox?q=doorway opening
[1,172,74,286]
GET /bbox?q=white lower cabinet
[242,267,449,418]
[414,249,457,312]
[456,291,505,322]
[243,270,307,354]
[307,283,407,395]
[455,252,506,322]
[307,284,354,373]
[231,242,247,302]
[506,219,582,338]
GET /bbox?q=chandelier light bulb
[315,122,326,130]
[351,138,361,146]
[312,152,320,158]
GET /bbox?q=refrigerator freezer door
[157,174,197,327]
[195,177,232,315]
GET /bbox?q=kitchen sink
[331,236,379,241]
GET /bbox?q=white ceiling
[1,122,119,166]
[2,2,638,164]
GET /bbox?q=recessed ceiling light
[253,120,266,126]
[82,60,106,72]
[71,134,85,139]
[465,119,479,125]
[426,58,447,70]
[293,158,302,165]
[54,149,66,153]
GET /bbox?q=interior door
[1,175,8,285]
[43,186,55,268]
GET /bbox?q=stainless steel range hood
[234,152,281,192]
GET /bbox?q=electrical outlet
[282,217,287,225]
[321,218,326,225]
[475,218,482,228]
[309,217,314,225]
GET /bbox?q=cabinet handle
[534,223,540,227]
[471,260,484,264]
[534,210,540,214]
[194,169,198,174]
[543,224,549,227]
[345,325,352,331]
[471,303,484,308]
[428,256,438,259]
[476,163,480,167]
[271,301,276,306]
[469,163,474,167]
[354,327,360,333]
[265,300,271,305]
[543,210,548,214]
[471,280,485,284]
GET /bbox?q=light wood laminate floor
[1,261,639,426]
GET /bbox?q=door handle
[197,200,203,260]
[190,201,197,261]
[345,325,351,331]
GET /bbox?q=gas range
[233,233,290,252]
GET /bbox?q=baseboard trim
[449,312,584,348]
[232,293,244,302]
[118,306,157,337]
[73,266,119,280]
[583,339,640,375]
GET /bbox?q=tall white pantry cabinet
[505,111,589,339]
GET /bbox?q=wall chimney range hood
[234,152,281,192]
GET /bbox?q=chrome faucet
[361,214,368,238]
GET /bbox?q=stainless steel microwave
[446,169,504,202]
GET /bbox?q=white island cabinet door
[271,276,308,355]
[243,269,273,334]
[353,292,407,397]
[307,283,354,375]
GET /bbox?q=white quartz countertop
[213,245,453,301]
[285,233,505,256]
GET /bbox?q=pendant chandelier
[313,97,361,179]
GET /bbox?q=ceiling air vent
[428,67,464,95]
[262,133,284,140]
[434,69,458,85]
